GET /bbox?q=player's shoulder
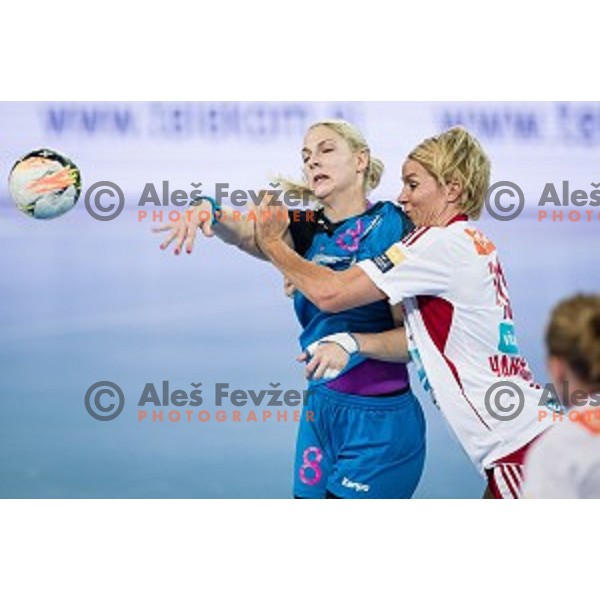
[354,202,413,257]
[369,201,414,236]
[287,206,322,256]
[459,222,499,257]
[525,417,600,497]
[402,218,499,259]
[398,223,450,254]
[528,418,589,462]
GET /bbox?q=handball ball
[8,148,82,219]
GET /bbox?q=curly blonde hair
[408,126,491,220]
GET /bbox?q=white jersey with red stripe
[523,408,600,498]
[358,215,554,473]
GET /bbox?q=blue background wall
[1,102,598,498]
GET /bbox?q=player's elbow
[313,286,348,313]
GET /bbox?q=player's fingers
[257,189,270,209]
[185,221,198,254]
[153,223,174,233]
[173,224,188,255]
[296,352,308,362]
[305,355,320,378]
[312,358,330,380]
[284,278,297,297]
[331,359,346,372]
[159,227,179,250]
[192,206,214,237]
[200,219,215,238]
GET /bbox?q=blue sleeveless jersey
[293,201,413,353]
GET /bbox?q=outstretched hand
[153,202,215,255]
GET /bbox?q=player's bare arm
[155,196,293,259]
[259,234,385,312]
[346,304,408,363]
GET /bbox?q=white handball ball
[9,148,82,219]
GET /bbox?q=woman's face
[398,159,454,226]
[301,125,366,200]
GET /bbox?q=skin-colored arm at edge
[212,207,293,260]
[352,327,409,363]
[352,304,409,363]
[261,238,386,313]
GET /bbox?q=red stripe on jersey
[402,226,431,247]
[445,214,468,225]
[417,295,492,431]
[503,465,520,497]
[485,433,546,498]
[400,227,420,245]
[402,214,467,246]
[488,466,517,499]
[417,296,453,352]
[510,465,524,492]
[499,466,517,498]
[487,464,524,499]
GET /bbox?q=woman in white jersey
[523,294,600,498]
[254,126,555,499]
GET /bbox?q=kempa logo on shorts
[341,477,370,493]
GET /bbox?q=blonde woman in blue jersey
[156,120,426,499]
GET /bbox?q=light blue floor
[0,208,597,498]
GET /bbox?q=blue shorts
[293,386,426,499]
